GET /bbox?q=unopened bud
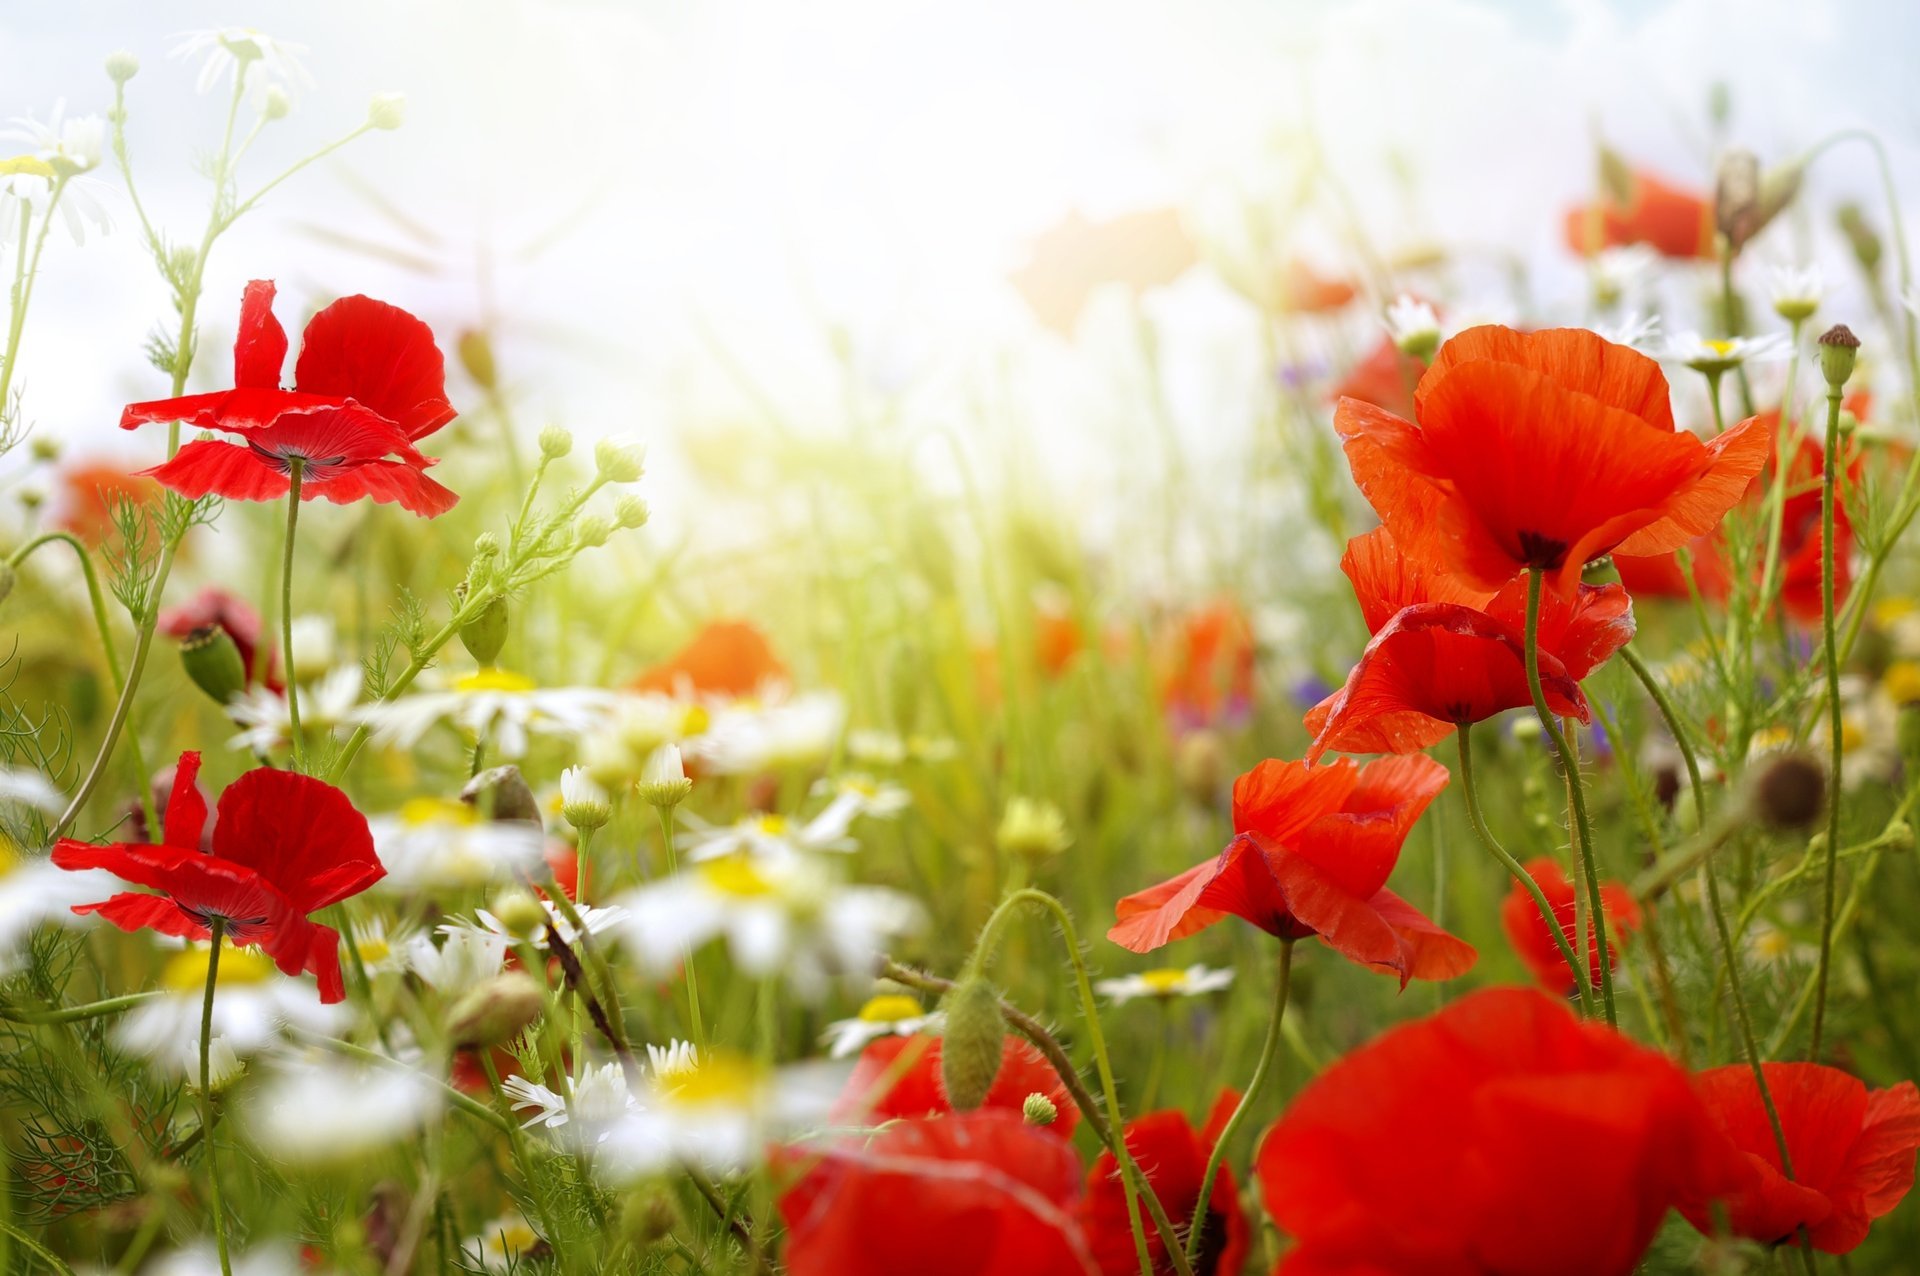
[180,624,248,707]
[1021,1092,1058,1127]
[995,797,1071,863]
[560,765,611,831]
[457,330,497,390]
[938,976,1005,1112]
[1836,203,1883,275]
[29,435,58,462]
[488,888,549,940]
[574,515,613,549]
[538,425,573,460]
[367,92,407,131]
[459,594,510,665]
[463,765,542,827]
[594,436,646,484]
[447,971,543,1048]
[638,744,692,809]
[1747,752,1825,832]
[1818,324,1860,389]
[618,1188,680,1251]
[105,50,140,84]
[615,495,651,529]
[262,86,290,121]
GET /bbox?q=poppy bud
[367,92,407,131]
[458,330,497,391]
[1836,203,1883,275]
[615,495,651,530]
[538,425,573,460]
[1746,752,1825,832]
[594,436,647,484]
[638,744,692,809]
[462,765,543,827]
[489,887,549,939]
[1818,324,1860,389]
[180,623,248,707]
[1021,1092,1058,1127]
[447,971,544,1048]
[939,976,1006,1111]
[459,595,510,666]
[105,50,139,83]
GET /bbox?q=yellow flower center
[1704,339,1737,358]
[661,1052,762,1108]
[1873,596,1918,628]
[454,668,536,694]
[1138,967,1191,995]
[482,1220,541,1257]
[356,933,391,965]
[856,994,923,1023]
[677,703,711,737]
[400,796,476,827]
[755,814,788,836]
[161,944,275,991]
[0,156,57,180]
[700,855,775,898]
[1841,717,1867,754]
[1884,661,1920,707]
[0,832,19,878]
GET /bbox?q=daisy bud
[938,976,1006,1111]
[560,765,611,832]
[574,515,613,549]
[458,330,497,391]
[367,92,407,131]
[463,765,543,827]
[179,624,248,708]
[105,50,140,83]
[1818,324,1860,389]
[262,86,291,121]
[638,744,692,809]
[1021,1092,1058,1127]
[489,888,549,940]
[538,425,573,460]
[995,797,1071,864]
[459,594,510,666]
[615,494,651,530]
[1746,752,1825,832]
[594,436,647,484]
[29,435,58,462]
[617,1189,680,1250]
[448,971,544,1048]
[472,532,501,564]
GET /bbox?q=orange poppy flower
[1499,857,1641,993]
[631,620,787,699]
[1081,1092,1247,1276]
[52,459,159,545]
[1157,599,1256,728]
[1330,335,1427,423]
[1109,754,1473,985]
[1563,167,1714,259]
[1303,525,1634,760]
[1336,325,1771,594]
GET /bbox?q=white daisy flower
[366,797,546,893]
[403,927,508,998]
[559,765,611,831]
[241,1053,442,1165]
[805,773,912,844]
[821,993,941,1058]
[0,841,118,973]
[501,1061,640,1145]
[349,669,616,760]
[647,1038,700,1077]
[1595,312,1663,349]
[679,808,856,864]
[612,855,922,999]
[1588,244,1658,307]
[690,692,844,775]
[144,1241,301,1276]
[1094,963,1237,1005]
[0,103,111,246]
[595,1050,839,1179]
[346,916,411,976]
[1383,294,1441,358]
[1769,263,1825,320]
[1664,331,1792,375]
[462,1213,544,1273]
[227,664,362,755]
[454,898,629,951]
[580,693,709,787]
[3,102,104,176]
[112,944,348,1075]
[168,28,312,109]
[0,767,62,813]
[285,614,336,683]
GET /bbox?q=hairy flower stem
[1184,940,1293,1271]
[1810,387,1847,1060]
[282,461,305,768]
[199,920,233,1276]
[1524,569,1615,1024]
[1457,725,1591,1011]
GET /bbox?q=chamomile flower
[559,765,611,831]
[580,693,709,786]
[350,669,616,760]
[612,855,922,998]
[821,992,941,1057]
[404,926,508,998]
[3,102,104,175]
[1664,331,1791,376]
[0,103,111,245]
[501,1061,639,1144]
[1095,963,1236,1005]
[679,809,856,864]
[1383,294,1441,360]
[346,917,411,975]
[691,691,845,775]
[241,1053,442,1165]
[1769,263,1825,321]
[595,1049,838,1178]
[1595,311,1662,349]
[366,797,545,891]
[1589,244,1658,308]
[806,773,912,842]
[455,897,629,950]
[0,837,116,973]
[145,1242,301,1276]
[0,766,61,813]
[285,614,336,682]
[169,28,312,108]
[227,664,362,755]
[112,944,348,1075]
[462,1213,545,1273]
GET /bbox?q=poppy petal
[1108,858,1233,953]
[1232,757,1360,842]
[233,280,288,390]
[294,295,456,441]
[1417,325,1676,431]
[1366,887,1477,982]
[139,440,291,504]
[76,891,207,939]
[211,767,383,913]
[51,839,287,930]
[120,387,347,434]
[1609,412,1774,558]
[162,750,209,851]
[302,459,459,517]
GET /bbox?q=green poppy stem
[1809,386,1847,1060]
[199,920,233,1276]
[281,459,305,769]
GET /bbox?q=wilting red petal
[1258,987,1747,1276]
[633,621,789,698]
[1499,857,1641,993]
[212,767,383,914]
[162,750,209,852]
[1083,1097,1248,1276]
[779,1111,1099,1276]
[294,294,456,441]
[831,1035,1080,1137]
[234,279,288,390]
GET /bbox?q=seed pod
[459,594,510,666]
[1818,324,1860,389]
[1021,1092,1059,1126]
[939,975,1006,1111]
[180,624,248,707]
[1747,753,1825,832]
[462,764,542,827]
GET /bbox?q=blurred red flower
[632,619,787,699]
[1157,599,1256,729]
[1563,167,1714,259]
[50,459,159,545]
[830,1033,1079,1138]
[1257,986,1748,1275]
[123,280,458,517]
[1082,1092,1247,1276]
[1109,754,1473,985]
[1681,1062,1920,1254]
[158,586,282,692]
[51,750,384,1002]
[1336,325,1770,594]
[1499,856,1641,994]
[1304,525,1634,759]
[1331,335,1427,422]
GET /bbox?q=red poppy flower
[830,1034,1080,1138]
[1563,167,1714,259]
[1272,258,1358,314]
[1681,1063,1920,1254]
[1008,207,1197,335]
[1256,986,1748,1276]
[158,586,282,692]
[122,281,458,517]
[1035,601,1085,679]
[1304,525,1635,759]
[779,1110,1099,1276]
[52,459,159,545]
[1109,754,1473,985]
[50,751,384,1002]
[1157,600,1256,729]
[1082,1092,1247,1276]
[632,620,788,699]
[1336,325,1771,594]
[1331,335,1427,423]
[1500,857,1642,994]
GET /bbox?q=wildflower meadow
[4,4,1920,1274]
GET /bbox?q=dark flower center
[1515,530,1569,569]
[247,440,351,477]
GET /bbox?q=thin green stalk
[199,922,233,1276]
[1523,570,1614,1022]
[281,459,305,769]
[658,807,706,1049]
[1184,940,1293,1270]
[1752,319,1808,631]
[1810,386,1846,1060]
[1619,646,1707,830]
[1457,724,1591,1009]
[0,990,161,1024]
